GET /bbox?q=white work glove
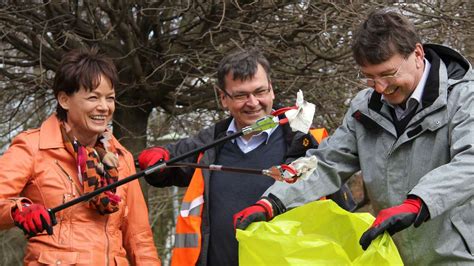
[283,155,318,181]
[285,90,316,133]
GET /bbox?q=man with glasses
[138,48,355,266]
[235,9,474,265]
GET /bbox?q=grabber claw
[263,164,300,183]
[280,164,299,183]
[271,106,298,125]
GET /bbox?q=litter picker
[167,162,299,183]
[48,89,316,224]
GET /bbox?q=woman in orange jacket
[0,48,161,265]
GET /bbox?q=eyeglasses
[223,87,272,103]
[357,57,408,88]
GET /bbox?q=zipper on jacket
[104,215,110,266]
[387,139,398,157]
[54,160,80,246]
[55,160,82,197]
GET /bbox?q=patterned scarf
[60,123,121,215]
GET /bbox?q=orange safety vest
[171,128,329,266]
[310,128,329,143]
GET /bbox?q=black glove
[233,194,286,230]
[359,196,429,250]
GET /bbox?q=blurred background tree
[0,1,472,265]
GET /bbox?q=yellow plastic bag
[237,200,403,265]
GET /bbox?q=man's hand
[233,199,274,230]
[233,194,286,230]
[359,197,429,250]
[12,203,54,237]
[138,147,170,170]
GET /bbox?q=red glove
[138,147,170,170]
[12,203,54,237]
[233,199,274,230]
[359,197,428,250]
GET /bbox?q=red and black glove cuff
[410,195,430,227]
[264,193,287,217]
[233,194,287,230]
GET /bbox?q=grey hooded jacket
[264,44,474,265]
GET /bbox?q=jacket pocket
[451,210,474,256]
[37,251,85,265]
[114,255,130,266]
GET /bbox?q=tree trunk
[113,103,153,200]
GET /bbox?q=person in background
[138,48,355,266]
[0,48,161,265]
[234,9,474,265]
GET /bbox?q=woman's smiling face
[58,74,115,146]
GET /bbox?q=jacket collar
[39,115,65,150]
[38,114,127,155]
[367,46,443,113]
[352,45,454,136]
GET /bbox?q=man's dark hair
[352,9,421,66]
[216,48,271,92]
[52,47,118,121]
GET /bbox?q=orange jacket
[171,128,329,266]
[0,115,161,266]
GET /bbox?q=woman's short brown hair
[52,47,118,121]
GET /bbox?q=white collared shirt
[383,58,431,120]
[226,118,278,153]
